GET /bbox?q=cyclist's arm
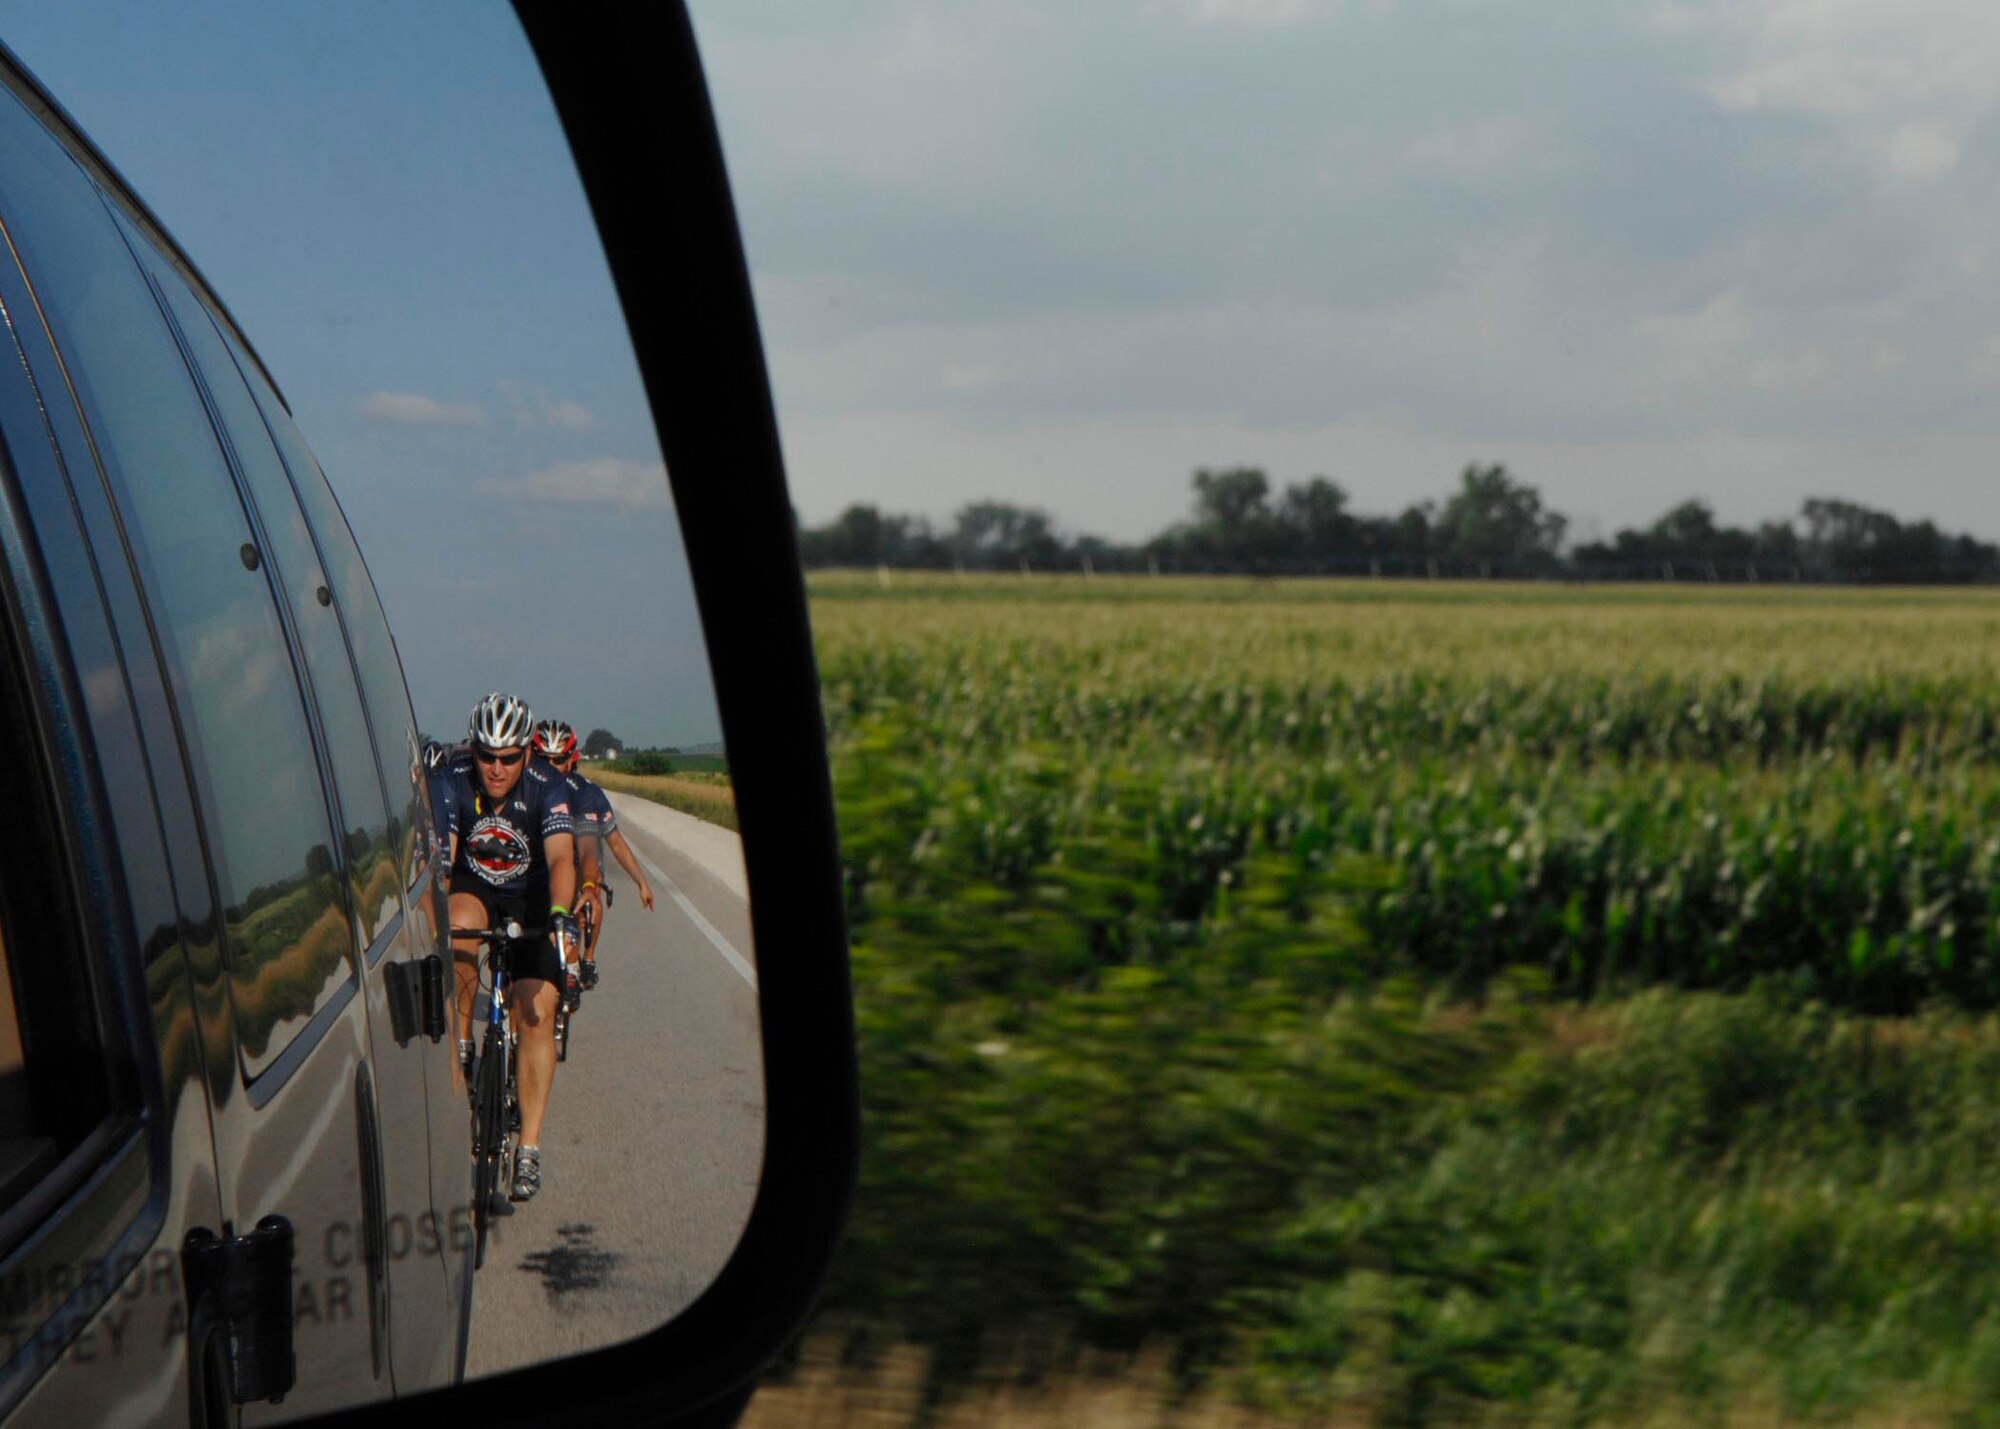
[546,830,578,920]
[603,828,655,910]
[576,836,608,928]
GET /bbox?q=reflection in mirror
[0,3,762,1410]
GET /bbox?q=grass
[591,766,738,831]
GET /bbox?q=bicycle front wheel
[471,1027,508,1269]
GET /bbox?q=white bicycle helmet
[467,691,535,749]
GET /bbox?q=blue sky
[0,2,719,750]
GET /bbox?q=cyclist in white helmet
[441,691,579,1202]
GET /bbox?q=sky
[687,0,2000,549]
[0,2,720,750]
[10,4,2000,640]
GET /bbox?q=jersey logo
[465,815,532,886]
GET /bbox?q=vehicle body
[0,36,472,1425]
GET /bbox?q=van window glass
[0,85,355,1079]
[143,250,401,948]
[0,926,55,1204]
[228,336,429,892]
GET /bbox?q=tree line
[797,464,2000,584]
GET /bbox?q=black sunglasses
[474,747,526,768]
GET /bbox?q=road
[464,793,764,1380]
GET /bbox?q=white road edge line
[632,847,759,990]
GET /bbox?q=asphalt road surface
[465,793,764,1380]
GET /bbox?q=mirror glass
[0,1,762,1399]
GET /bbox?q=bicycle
[554,885,609,1063]
[454,918,540,1270]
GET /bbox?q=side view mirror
[418,7,861,1421]
[0,3,854,1426]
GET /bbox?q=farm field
[794,573,2000,1427]
[592,765,738,831]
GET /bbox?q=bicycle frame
[457,917,539,1269]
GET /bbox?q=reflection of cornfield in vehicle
[226,840,401,1068]
[793,573,2000,1427]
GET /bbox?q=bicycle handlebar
[449,920,547,945]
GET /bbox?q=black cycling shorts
[448,870,564,985]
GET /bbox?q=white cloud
[1751,350,1830,389]
[357,391,485,427]
[1699,1,2000,185]
[1886,121,1960,180]
[499,382,597,432]
[1637,291,1751,381]
[478,457,669,510]
[1705,1,2000,117]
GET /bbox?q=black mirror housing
[340,4,859,1424]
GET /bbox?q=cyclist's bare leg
[511,976,562,1146]
[449,892,490,1043]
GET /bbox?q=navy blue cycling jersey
[562,770,618,847]
[445,753,575,897]
[426,768,456,866]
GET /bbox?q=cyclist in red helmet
[533,718,654,985]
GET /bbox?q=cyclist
[531,719,654,985]
[443,692,579,1202]
[421,738,456,876]
[529,720,604,1005]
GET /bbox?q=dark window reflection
[0,86,353,1077]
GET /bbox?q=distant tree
[1433,463,1566,570]
[1193,466,1274,548]
[798,503,950,568]
[582,727,622,759]
[1798,496,1998,582]
[1278,476,1359,566]
[952,502,1063,569]
[1648,499,1721,551]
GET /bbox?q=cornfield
[805,573,2000,1426]
[816,574,2000,1013]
